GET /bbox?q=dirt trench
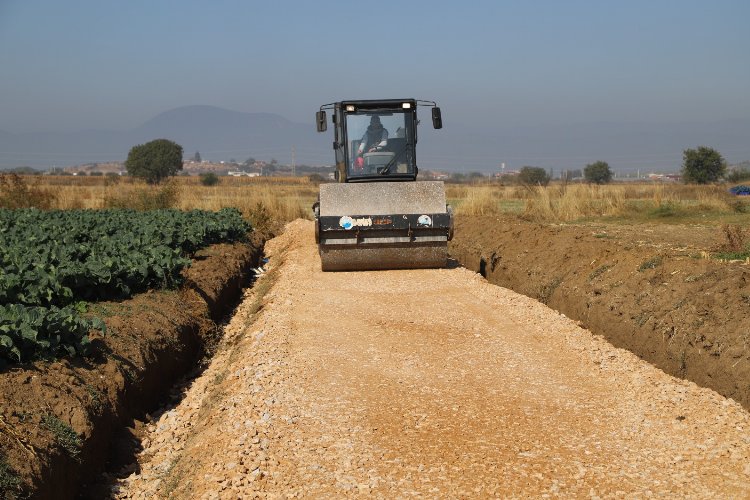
[112,219,750,498]
[448,215,750,411]
[0,238,264,499]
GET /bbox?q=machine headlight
[345,105,356,112]
[402,102,412,109]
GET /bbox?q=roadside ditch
[0,235,265,499]
[449,215,750,412]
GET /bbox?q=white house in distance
[227,170,260,177]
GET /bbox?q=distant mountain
[130,105,318,158]
[1,105,749,173]
[0,106,328,169]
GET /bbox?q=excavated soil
[111,220,750,498]
[0,237,263,499]
[449,216,750,410]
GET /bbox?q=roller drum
[316,181,451,272]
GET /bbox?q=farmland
[0,174,749,497]
[0,208,249,365]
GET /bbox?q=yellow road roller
[313,99,453,271]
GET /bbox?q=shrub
[638,256,663,271]
[104,180,181,210]
[518,166,550,186]
[247,201,273,235]
[41,414,82,459]
[104,173,121,186]
[584,160,613,184]
[726,165,750,183]
[0,455,21,497]
[199,172,220,186]
[0,173,56,209]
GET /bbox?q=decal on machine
[339,216,372,229]
[417,215,433,227]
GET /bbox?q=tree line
[123,139,746,186]
[495,146,739,186]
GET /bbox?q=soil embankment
[449,215,750,410]
[113,220,750,497]
[0,236,263,498]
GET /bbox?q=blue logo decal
[417,215,432,227]
[339,216,354,229]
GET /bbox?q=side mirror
[431,107,442,129]
[316,111,327,132]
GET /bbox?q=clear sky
[0,0,748,169]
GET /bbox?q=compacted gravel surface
[113,219,750,498]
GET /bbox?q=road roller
[313,99,453,271]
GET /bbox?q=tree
[682,146,726,184]
[193,151,202,162]
[125,139,184,184]
[584,160,613,184]
[518,166,550,186]
[727,161,750,183]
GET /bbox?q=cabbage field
[0,207,251,365]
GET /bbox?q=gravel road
[113,219,750,498]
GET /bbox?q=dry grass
[11,176,749,227]
[176,179,316,222]
[522,184,630,221]
[449,186,503,216]
[448,181,748,222]
[26,175,318,229]
[448,184,525,216]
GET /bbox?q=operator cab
[316,99,442,183]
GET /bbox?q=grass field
[447,182,749,224]
[2,173,748,230]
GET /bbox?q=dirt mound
[449,215,750,409]
[0,239,263,499]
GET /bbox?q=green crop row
[0,207,251,365]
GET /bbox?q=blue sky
[1,0,749,170]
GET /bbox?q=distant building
[227,171,260,177]
[648,173,681,182]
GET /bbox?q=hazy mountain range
[0,106,324,170]
[1,105,748,174]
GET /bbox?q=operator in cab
[357,115,388,156]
